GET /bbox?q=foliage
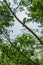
[0,0,43,65]
[0,1,14,42]
[0,1,14,29]
[29,0,43,23]
[19,0,43,26]
[0,34,43,65]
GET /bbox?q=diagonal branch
[0,28,38,65]
[4,0,43,44]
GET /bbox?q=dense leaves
[0,1,14,29]
[20,0,43,26]
[29,0,43,23]
[0,34,43,65]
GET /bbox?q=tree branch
[4,0,43,44]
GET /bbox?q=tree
[0,0,43,65]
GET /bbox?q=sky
[3,0,42,40]
[9,11,41,39]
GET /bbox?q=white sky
[9,11,41,39]
[4,0,42,39]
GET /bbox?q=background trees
[0,0,43,65]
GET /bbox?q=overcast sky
[5,0,42,40]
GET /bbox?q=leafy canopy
[0,0,43,65]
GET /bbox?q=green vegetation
[0,0,43,65]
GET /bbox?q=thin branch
[4,0,43,44]
[0,28,38,65]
